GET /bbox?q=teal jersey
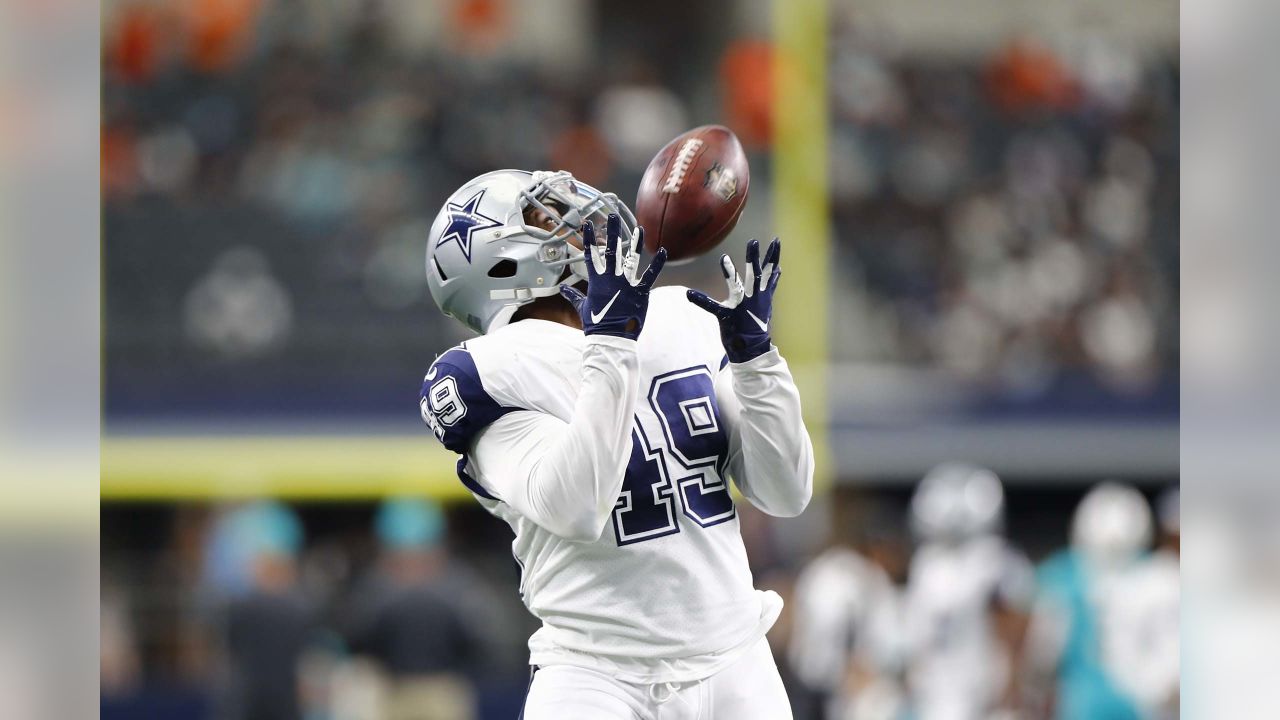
[1037,550,1142,720]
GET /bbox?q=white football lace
[662,138,705,194]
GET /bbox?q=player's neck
[512,294,582,330]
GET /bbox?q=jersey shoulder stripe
[455,457,497,501]
[420,345,518,454]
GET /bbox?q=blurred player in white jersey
[788,501,909,720]
[903,464,1036,720]
[418,170,814,719]
[1106,487,1178,719]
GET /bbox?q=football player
[1025,482,1155,720]
[418,170,814,719]
[902,463,1036,720]
[788,509,909,720]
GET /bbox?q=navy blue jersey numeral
[611,365,735,545]
[649,367,736,527]
[611,426,679,546]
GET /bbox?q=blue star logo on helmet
[437,190,501,264]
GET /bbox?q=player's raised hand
[687,238,781,363]
[560,213,667,341]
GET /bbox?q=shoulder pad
[419,346,516,454]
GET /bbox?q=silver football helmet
[910,462,1006,543]
[1071,481,1153,568]
[425,169,638,333]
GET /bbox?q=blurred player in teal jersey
[1027,483,1155,720]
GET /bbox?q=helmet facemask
[514,170,639,286]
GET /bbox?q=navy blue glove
[560,213,667,341]
[687,238,781,363]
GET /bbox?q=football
[635,125,750,263]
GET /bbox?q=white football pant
[520,637,792,720]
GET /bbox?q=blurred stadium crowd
[102,474,1179,720]
[102,0,1177,418]
[824,17,1178,397]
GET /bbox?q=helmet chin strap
[485,283,572,333]
[485,303,522,333]
[488,285,563,301]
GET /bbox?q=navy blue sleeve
[419,347,517,454]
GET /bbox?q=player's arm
[991,548,1037,712]
[422,215,667,542]
[466,335,637,541]
[689,239,814,517]
[1021,561,1072,718]
[714,349,813,517]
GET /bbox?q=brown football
[635,125,750,263]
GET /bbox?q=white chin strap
[484,284,569,334]
[488,285,564,301]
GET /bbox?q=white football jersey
[789,546,909,720]
[788,547,902,692]
[904,535,1035,720]
[418,287,813,684]
[1101,549,1180,712]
